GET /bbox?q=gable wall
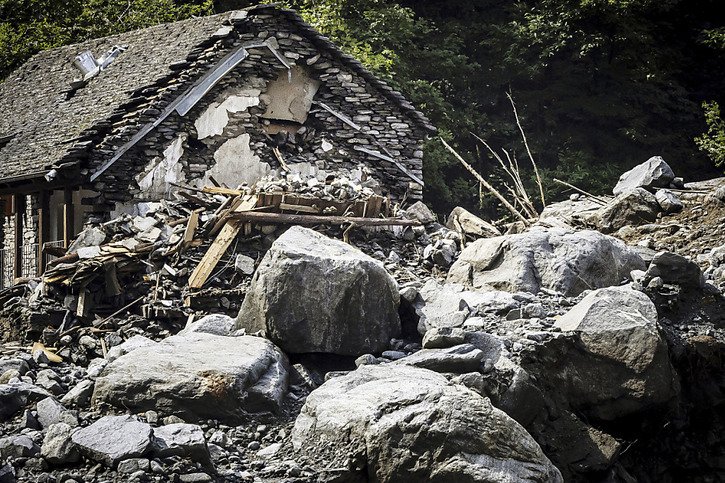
[87,11,426,215]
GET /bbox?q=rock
[354,354,378,367]
[179,473,212,483]
[34,369,63,395]
[92,333,288,421]
[234,254,256,275]
[593,188,660,233]
[448,228,645,297]
[397,344,484,373]
[404,201,436,224]
[0,435,39,460]
[236,226,400,356]
[179,314,235,337]
[71,415,153,467]
[422,327,466,349]
[292,364,562,482]
[0,359,29,377]
[547,286,678,420]
[256,442,281,458]
[655,189,683,214]
[613,156,675,195]
[117,458,151,474]
[414,279,521,333]
[60,380,94,408]
[41,423,80,465]
[0,463,14,483]
[645,251,704,290]
[36,397,78,428]
[446,206,501,238]
[152,423,210,463]
[67,227,106,253]
[105,335,157,362]
[0,383,50,421]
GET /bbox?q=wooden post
[13,194,24,279]
[63,188,74,249]
[38,191,50,274]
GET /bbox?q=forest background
[2,0,724,217]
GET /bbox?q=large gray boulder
[71,415,153,467]
[92,333,288,422]
[236,226,400,356]
[592,188,660,233]
[292,364,562,483]
[613,156,675,195]
[547,286,678,420]
[447,228,645,296]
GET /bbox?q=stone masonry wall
[87,9,428,215]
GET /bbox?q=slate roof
[0,5,434,185]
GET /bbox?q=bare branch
[507,91,546,208]
[440,138,531,225]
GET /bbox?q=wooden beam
[228,211,422,227]
[187,195,257,289]
[63,188,75,249]
[13,194,24,279]
[37,190,50,274]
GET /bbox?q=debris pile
[1,156,725,483]
[0,173,417,345]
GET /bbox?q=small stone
[41,423,80,465]
[60,380,94,408]
[36,397,78,429]
[234,254,256,275]
[247,441,260,451]
[117,458,150,474]
[354,354,378,367]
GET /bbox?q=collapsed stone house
[0,4,434,289]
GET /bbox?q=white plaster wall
[203,133,271,189]
[195,89,261,140]
[136,134,186,199]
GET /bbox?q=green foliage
[0,0,213,79]
[695,102,725,167]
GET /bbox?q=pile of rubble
[1,157,725,482]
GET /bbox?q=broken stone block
[292,364,562,482]
[71,415,153,467]
[234,254,256,275]
[613,156,675,195]
[152,423,210,463]
[645,251,704,289]
[655,189,684,214]
[592,188,660,233]
[446,206,501,238]
[41,423,80,465]
[404,201,436,224]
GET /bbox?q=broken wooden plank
[187,195,257,289]
[228,211,421,226]
[182,210,200,245]
[279,202,320,214]
[202,186,245,197]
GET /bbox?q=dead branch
[440,138,531,225]
[507,91,546,208]
[553,178,608,205]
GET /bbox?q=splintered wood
[187,195,257,289]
